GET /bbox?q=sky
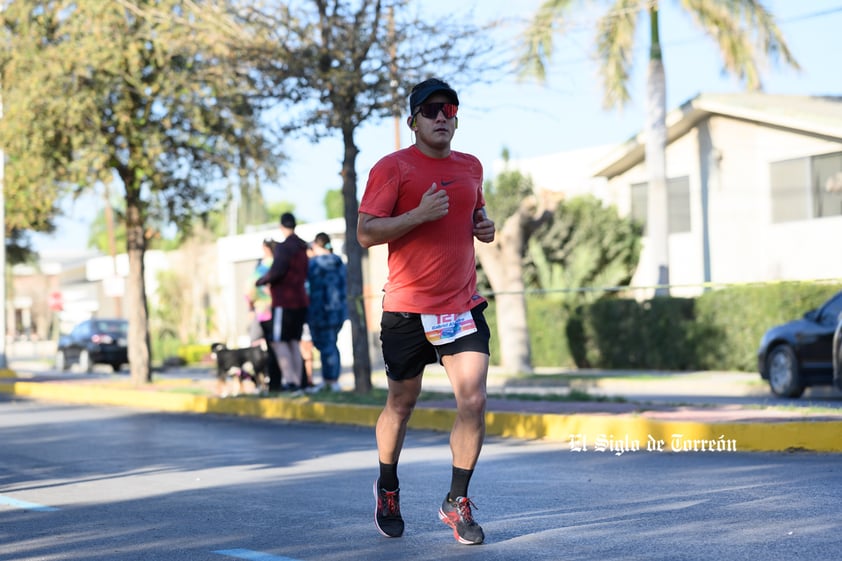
[30,0,842,253]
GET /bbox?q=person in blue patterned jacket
[306,232,348,391]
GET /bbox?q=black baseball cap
[409,78,459,114]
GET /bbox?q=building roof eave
[592,95,709,179]
[592,93,842,180]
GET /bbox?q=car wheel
[55,350,68,371]
[111,363,123,372]
[79,350,93,373]
[767,345,805,398]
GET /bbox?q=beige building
[508,93,842,295]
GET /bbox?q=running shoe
[373,480,404,538]
[438,495,484,545]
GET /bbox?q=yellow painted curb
[0,380,385,424]
[2,380,841,453]
[484,410,842,453]
[0,369,16,379]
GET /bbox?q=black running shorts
[379,302,490,381]
[268,306,307,342]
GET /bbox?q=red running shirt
[360,146,487,314]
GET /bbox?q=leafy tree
[4,228,39,265]
[239,0,498,392]
[324,189,343,220]
[266,201,296,219]
[475,153,553,374]
[0,9,61,265]
[150,230,218,354]
[478,152,641,374]
[526,194,642,305]
[86,186,176,253]
[232,167,273,234]
[518,0,798,294]
[88,207,127,256]
[0,0,281,384]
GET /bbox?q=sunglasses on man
[414,102,458,120]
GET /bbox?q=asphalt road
[2,395,841,561]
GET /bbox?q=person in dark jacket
[307,232,348,391]
[256,212,310,391]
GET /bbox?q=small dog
[210,342,269,397]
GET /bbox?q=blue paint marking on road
[212,549,301,561]
[0,495,60,512]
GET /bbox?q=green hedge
[150,335,211,366]
[486,282,842,372]
[694,282,842,371]
[177,343,213,365]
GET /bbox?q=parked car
[757,290,842,398]
[834,316,842,391]
[56,318,129,373]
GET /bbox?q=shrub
[503,281,842,372]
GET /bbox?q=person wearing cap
[256,212,310,392]
[358,78,496,545]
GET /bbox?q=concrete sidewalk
[2,364,842,453]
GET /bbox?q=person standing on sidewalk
[357,77,496,545]
[256,212,310,392]
[244,238,281,391]
[306,232,348,391]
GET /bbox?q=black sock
[378,461,399,491]
[448,466,474,501]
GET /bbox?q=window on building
[814,152,842,218]
[770,151,842,223]
[630,182,647,232]
[629,176,691,235]
[770,158,809,222]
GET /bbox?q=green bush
[694,282,842,371]
[486,281,842,372]
[564,297,698,369]
[178,343,213,365]
[487,296,579,368]
[149,333,210,366]
[150,334,181,365]
[528,297,577,367]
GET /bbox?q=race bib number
[421,311,477,346]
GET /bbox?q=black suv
[56,318,129,373]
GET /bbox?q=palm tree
[519,0,799,295]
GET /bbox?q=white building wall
[607,116,842,291]
[513,116,842,295]
[708,117,842,285]
[707,117,776,284]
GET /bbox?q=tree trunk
[125,199,152,385]
[340,125,372,393]
[475,212,533,375]
[645,7,670,296]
